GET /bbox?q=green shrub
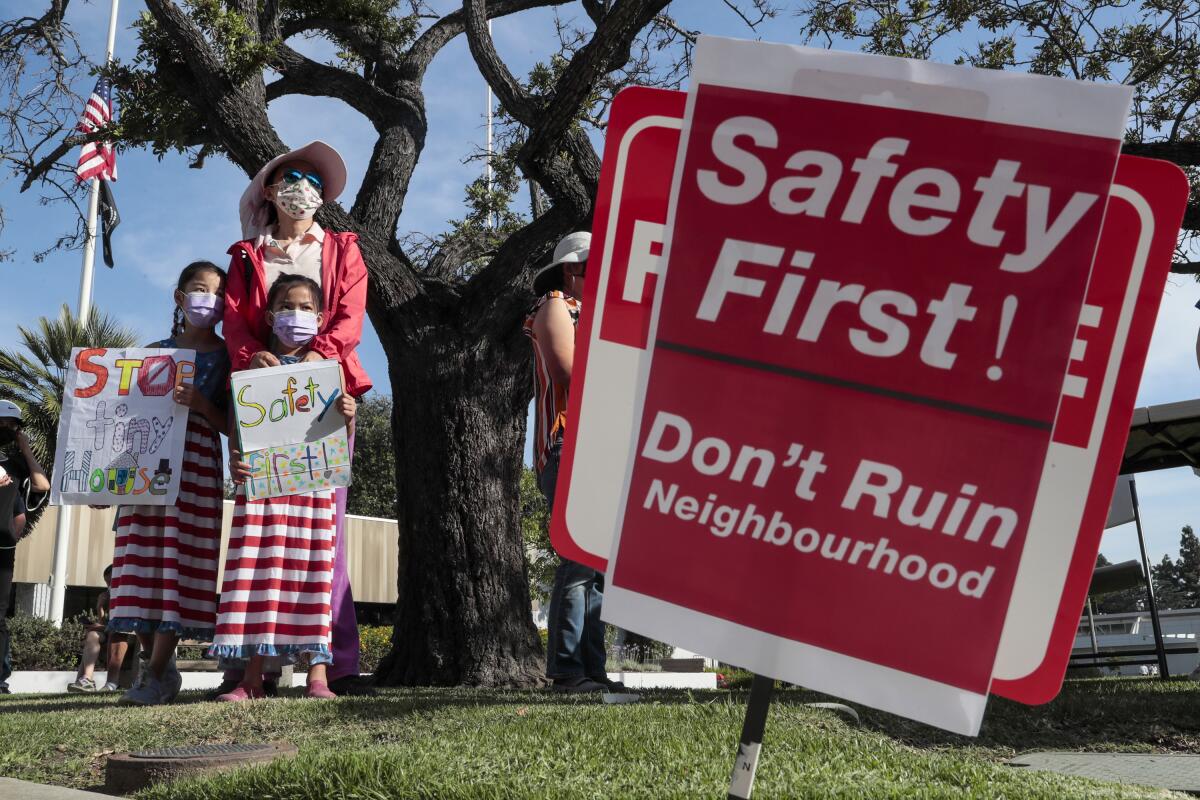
[357,625,392,674]
[606,658,662,673]
[7,613,87,670]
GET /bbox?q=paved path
[0,778,112,799]
[1008,751,1200,792]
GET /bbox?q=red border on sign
[991,155,1190,703]
[548,87,686,571]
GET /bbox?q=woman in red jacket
[220,140,372,696]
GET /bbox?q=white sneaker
[602,691,642,705]
[67,677,97,693]
[119,674,167,706]
[100,682,120,692]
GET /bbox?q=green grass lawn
[0,678,1196,798]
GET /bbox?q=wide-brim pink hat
[238,140,348,239]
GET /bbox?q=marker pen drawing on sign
[230,361,353,500]
[73,348,108,398]
[51,347,193,507]
[316,388,341,423]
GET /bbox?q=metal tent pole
[1086,597,1100,658]
[1129,478,1170,678]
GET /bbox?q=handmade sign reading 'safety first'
[51,347,196,506]
[600,38,1135,736]
[232,360,351,500]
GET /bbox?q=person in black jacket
[0,400,49,693]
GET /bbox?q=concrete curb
[4,671,224,695]
[0,777,112,799]
[4,671,717,694]
[608,672,718,689]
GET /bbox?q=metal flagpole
[76,0,119,324]
[485,19,494,230]
[1129,477,1170,677]
[48,0,120,626]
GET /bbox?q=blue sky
[1,1,1197,570]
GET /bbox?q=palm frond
[0,305,138,467]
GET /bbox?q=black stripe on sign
[655,340,1054,431]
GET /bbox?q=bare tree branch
[519,0,670,170]
[17,127,112,192]
[267,43,402,126]
[404,0,568,80]
[461,0,542,127]
[350,124,426,249]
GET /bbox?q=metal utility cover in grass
[106,742,297,793]
[1007,752,1200,792]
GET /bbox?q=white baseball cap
[0,400,21,421]
[532,231,590,296]
[238,140,348,239]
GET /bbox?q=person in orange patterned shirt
[524,232,626,694]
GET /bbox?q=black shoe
[551,676,608,694]
[328,676,376,696]
[263,678,279,697]
[589,675,628,692]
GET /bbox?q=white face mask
[272,180,323,220]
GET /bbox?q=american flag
[75,77,117,183]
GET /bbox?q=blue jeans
[539,440,606,680]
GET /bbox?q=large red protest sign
[992,155,1190,702]
[554,86,1190,714]
[551,87,684,568]
[601,37,1133,735]
[554,91,1189,709]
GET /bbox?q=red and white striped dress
[108,415,224,638]
[208,490,336,665]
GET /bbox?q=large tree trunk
[376,316,543,686]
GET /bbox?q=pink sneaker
[305,680,336,699]
[216,685,266,702]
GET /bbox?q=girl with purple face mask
[211,272,356,702]
[106,260,233,707]
[167,261,232,430]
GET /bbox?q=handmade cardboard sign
[231,360,351,499]
[600,37,1133,736]
[554,90,1189,711]
[51,347,195,506]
